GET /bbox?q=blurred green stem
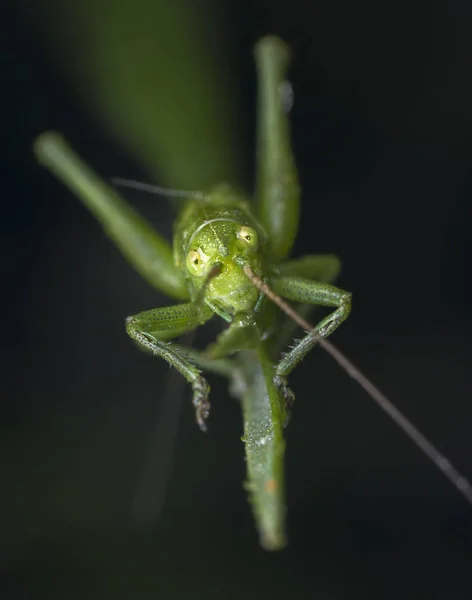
[23,0,242,188]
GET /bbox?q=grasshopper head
[185,218,265,315]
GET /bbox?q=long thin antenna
[111,177,204,200]
[243,266,472,506]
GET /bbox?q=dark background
[2,1,472,598]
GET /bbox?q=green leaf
[23,0,242,188]
[240,344,287,550]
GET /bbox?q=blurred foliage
[23,0,242,188]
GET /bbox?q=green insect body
[125,180,351,432]
[33,36,352,549]
[33,33,472,551]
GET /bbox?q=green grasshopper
[34,36,471,550]
[124,181,350,431]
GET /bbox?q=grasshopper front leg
[126,303,214,431]
[271,276,352,412]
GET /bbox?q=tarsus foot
[274,375,295,427]
[192,376,211,432]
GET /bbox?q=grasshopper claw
[274,375,295,427]
[192,376,211,432]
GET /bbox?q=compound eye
[237,226,259,250]
[186,249,208,276]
